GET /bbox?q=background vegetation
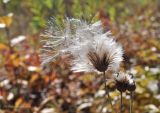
[0,0,160,113]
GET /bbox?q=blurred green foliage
[0,0,157,34]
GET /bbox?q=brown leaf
[0,13,13,28]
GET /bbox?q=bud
[114,72,136,92]
[127,83,136,91]
[116,81,128,92]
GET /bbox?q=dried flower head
[71,33,123,73]
[41,18,123,73]
[114,72,128,92]
[114,72,136,92]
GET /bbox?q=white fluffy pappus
[70,32,123,73]
[113,71,135,84]
[41,18,123,73]
[40,18,91,65]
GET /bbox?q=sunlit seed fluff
[70,32,123,73]
[40,18,123,73]
[40,18,95,66]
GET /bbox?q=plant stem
[100,71,114,113]
[120,91,123,113]
[100,95,107,113]
[107,93,114,111]
[130,91,133,113]
[100,71,107,113]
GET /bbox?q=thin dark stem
[120,92,123,113]
[107,93,114,111]
[103,71,107,94]
[100,95,107,113]
[130,91,133,113]
[100,71,107,113]
[100,71,114,113]
[5,27,12,49]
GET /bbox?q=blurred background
[0,0,160,113]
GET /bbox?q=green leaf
[44,0,53,9]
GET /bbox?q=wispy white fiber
[41,18,123,73]
[114,72,135,84]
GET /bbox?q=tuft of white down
[41,18,123,73]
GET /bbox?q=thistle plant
[114,72,136,113]
[41,18,135,113]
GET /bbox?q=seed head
[41,18,123,73]
[114,72,136,92]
